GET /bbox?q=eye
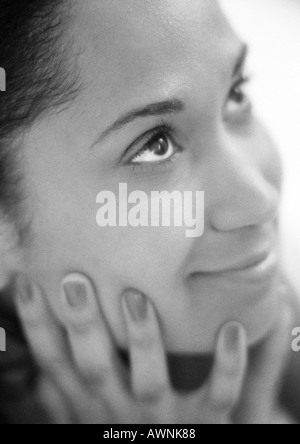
[225,75,252,117]
[130,131,177,165]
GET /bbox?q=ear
[0,215,24,289]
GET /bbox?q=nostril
[209,182,280,233]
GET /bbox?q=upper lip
[190,250,274,276]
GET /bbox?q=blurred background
[220,0,300,291]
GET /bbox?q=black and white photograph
[0,0,300,425]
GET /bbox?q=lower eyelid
[129,151,180,175]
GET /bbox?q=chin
[244,291,281,347]
[166,274,282,355]
[225,275,282,350]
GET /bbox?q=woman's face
[14,0,282,353]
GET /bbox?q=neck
[167,353,214,391]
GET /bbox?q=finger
[15,274,70,373]
[37,376,72,424]
[238,300,292,424]
[205,322,247,414]
[15,274,94,422]
[60,273,123,396]
[122,289,170,404]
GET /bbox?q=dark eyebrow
[91,47,247,148]
[91,98,185,147]
[233,43,249,77]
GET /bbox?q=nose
[209,142,279,232]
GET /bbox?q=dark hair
[0,0,79,222]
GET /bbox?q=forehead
[69,0,241,121]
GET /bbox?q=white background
[220,0,300,290]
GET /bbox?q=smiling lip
[191,250,278,283]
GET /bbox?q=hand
[15,273,247,424]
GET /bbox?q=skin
[2,0,282,358]
[14,278,292,424]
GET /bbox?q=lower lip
[225,250,278,283]
[193,250,278,284]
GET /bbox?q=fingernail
[224,323,241,353]
[62,279,88,310]
[16,275,34,304]
[123,289,148,322]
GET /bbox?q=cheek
[92,226,193,348]
[23,192,193,343]
[252,120,283,191]
[20,135,197,345]
[95,227,190,296]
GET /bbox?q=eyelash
[130,155,176,174]
[125,73,251,172]
[126,120,180,172]
[229,74,250,101]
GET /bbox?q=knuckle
[63,316,96,334]
[20,314,42,331]
[130,330,158,351]
[40,354,67,373]
[136,384,169,404]
[82,365,114,387]
[210,387,237,412]
[219,355,245,384]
